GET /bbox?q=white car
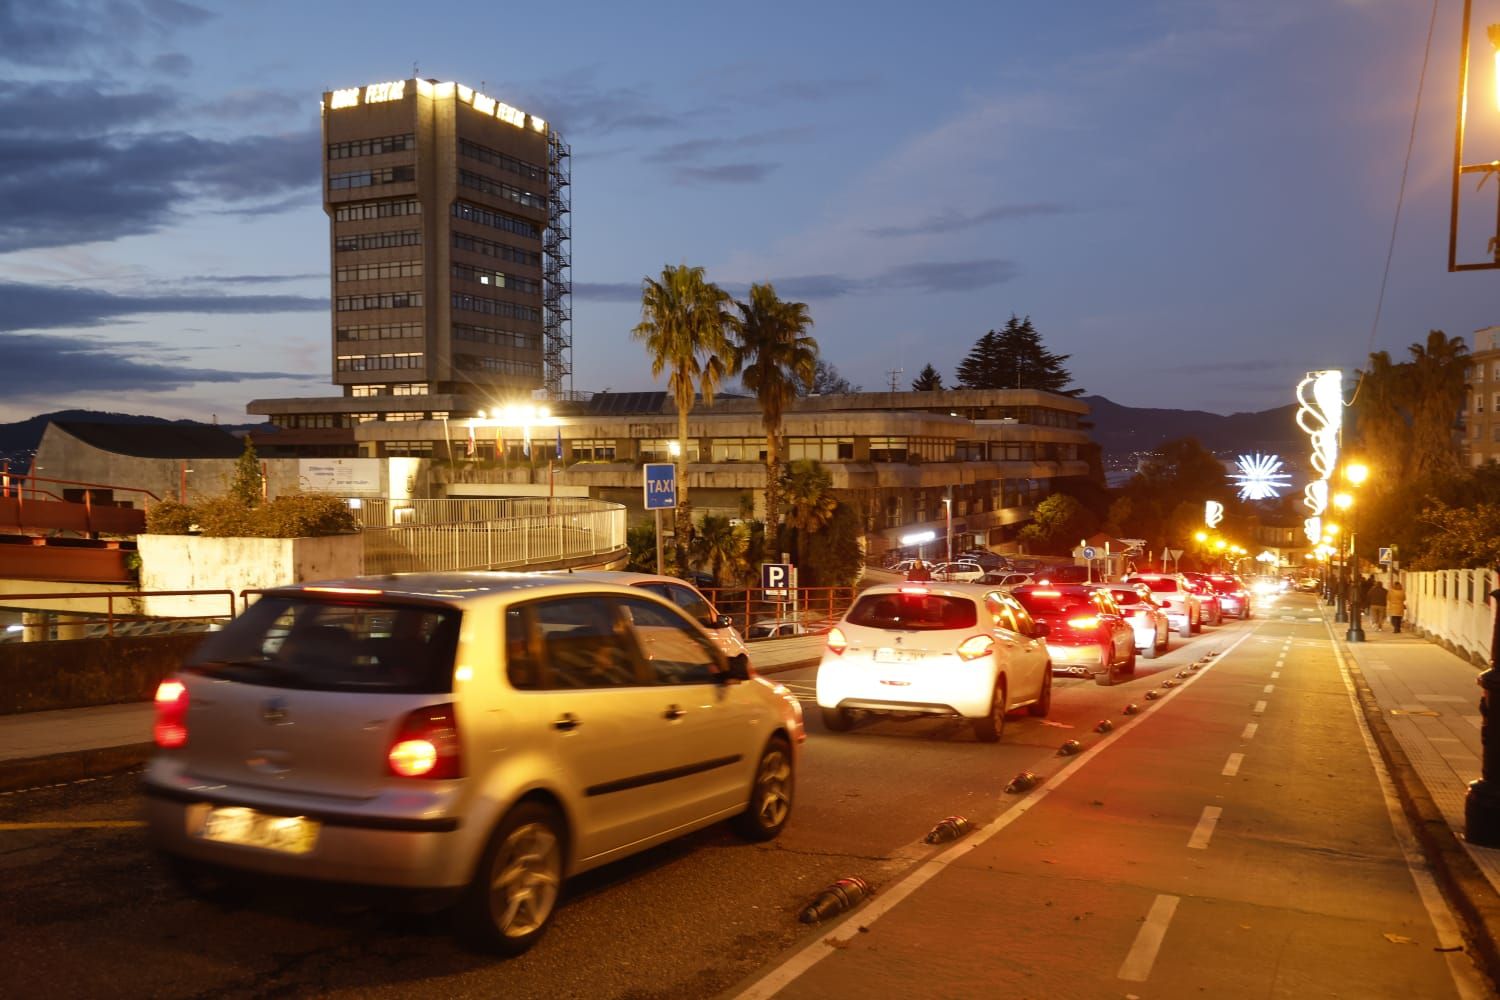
[144,573,804,956]
[1093,583,1170,659]
[932,561,985,583]
[1124,574,1202,637]
[748,619,816,640]
[557,570,747,658]
[815,582,1052,742]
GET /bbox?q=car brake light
[826,627,847,655]
[1067,616,1101,630]
[153,678,188,749]
[1032,589,1061,597]
[899,585,928,595]
[956,635,994,661]
[388,703,462,779]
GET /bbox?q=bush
[144,493,358,538]
[144,499,195,534]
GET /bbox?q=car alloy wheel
[732,736,794,841]
[460,802,564,955]
[1094,646,1116,687]
[973,679,1008,743]
[1027,668,1053,717]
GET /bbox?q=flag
[523,424,531,457]
[555,425,563,460]
[466,422,475,457]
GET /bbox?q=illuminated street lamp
[1339,462,1368,642]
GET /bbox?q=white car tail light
[388,704,463,779]
[153,678,188,749]
[956,635,994,661]
[826,627,848,655]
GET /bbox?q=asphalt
[3,611,1498,987]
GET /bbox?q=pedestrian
[1366,578,1388,631]
[906,560,932,582]
[1387,580,1406,634]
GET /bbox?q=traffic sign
[761,562,792,599]
[1082,546,1098,560]
[1379,546,1392,565]
[643,463,677,510]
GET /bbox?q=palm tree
[1352,350,1411,494]
[781,459,837,569]
[632,264,737,565]
[1406,330,1468,479]
[690,514,747,587]
[734,282,817,545]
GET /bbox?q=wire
[1350,0,1441,409]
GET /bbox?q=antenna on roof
[413,60,420,77]
[886,368,903,393]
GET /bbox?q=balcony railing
[360,501,626,574]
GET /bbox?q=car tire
[1027,668,1052,717]
[1191,613,1202,634]
[1178,618,1193,638]
[973,679,1008,742]
[1123,643,1137,675]
[1142,636,1159,659]
[820,705,852,732]
[457,801,565,956]
[731,736,794,841]
[1094,647,1116,687]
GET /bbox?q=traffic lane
[766,607,1472,999]
[769,618,1244,865]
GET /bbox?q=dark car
[1011,583,1136,686]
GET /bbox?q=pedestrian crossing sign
[1379,546,1392,565]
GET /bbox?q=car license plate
[874,647,915,663]
[196,806,319,855]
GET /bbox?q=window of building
[384,440,435,456]
[336,353,424,372]
[639,439,700,462]
[329,165,415,190]
[1478,395,1486,413]
[453,354,542,378]
[451,263,541,295]
[457,138,546,182]
[334,198,420,222]
[336,229,420,252]
[451,293,542,323]
[457,169,546,211]
[786,437,853,462]
[452,201,540,240]
[382,412,427,422]
[453,323,540,351]
[571,439,617,461]
[452,231,541,268]
[338,323,422,342]
[883,494,903,528]
[391,383,429,396]
[328,133,416,159]
[1492,392,1500,413]
[711,438,763,462]
[1492,425,1500,442]
[351,385,388,397]
[1493,362,1500,380]
[868,437,908,463]
[336,292,422,312]
[336,260,422,282]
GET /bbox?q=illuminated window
[785,437,853,462]
[337,323,422,342]
[711,438,762,462]
[328,133,416,159]
[336,353,424,372]
[639,439,699,462]
[451,263,541,295]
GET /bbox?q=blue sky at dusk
[2,0,1497,423]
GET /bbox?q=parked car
[1207,574,1252,619]
[1011,583,1137,685]
[558,570,748,657]
[815,582,1052,742]
[980,571,1035,589]
[1182,573,1224,625]
[1090,582,1170,659]
[958,550,1005,570]
[1296,577,1321,593]
[932,560,985,583]
[143,573,805,956]
[1123,573,1202,637]
[747,619,817,640]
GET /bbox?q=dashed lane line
[1263,684,1275,693]
[1253,700,1267,714]
[0,820,145,831]
[1187,806,1223,849]
[1222,753,1244,777]
[1118,894,1181,982]
[1241,722,1258,739]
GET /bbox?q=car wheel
[973,679,1008,742]
[1027,668,1052,717]
[820,705,852,732]
[458,801,565,956]
[1124,643,1137,675]
[732,736,794,841]
[1094,646,1116,687]
[1191,613,1202,634]
[1142,635,1159,659]
[1178,618,1193,638]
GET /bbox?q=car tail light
[1067,616,1101,630]
[153,678,188,749]
[956,635,994,661]
[388,703,462,779]
[899,585,928,595]
[1032,589,1061,598]
[826,627,848,655]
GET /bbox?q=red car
[1012,583,1136,686]
[1208,575,1252,619]
[1182,573,1224,626]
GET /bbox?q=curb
[0,742,152,794]
[1325,611,1500,991]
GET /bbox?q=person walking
[1367,578,1388,631]
[906,560,933,582]
[1387,580,1406,634]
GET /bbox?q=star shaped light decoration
[1230,453,1293,501]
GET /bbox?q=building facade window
[452,201,540,240]
[639,439,700,462]
[456,169,546,211]
[1493,362,1500,380]
[336,259,423,282]
[330,165,416,190]
[336,353,424,372]
[711,438,764,462]
[571,439,617,461]
[451,293,542,323]
[453,323,540,351]
[457,138,546,181]
[337,323,422,342]
[451,262,541,295]
[337,292,422,311]
[453,354,542,378]
[452,231,541,268]
[390,383,429,396]
[335,198,420,222]
[786,437,854,462]
[328,133,416,159]
[336,229,420,252]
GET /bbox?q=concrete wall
[1401,569,1497,666]
[137,534,364,617]
[0,634,204,714]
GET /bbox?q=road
[0,592,1486,998]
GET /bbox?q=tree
[797,359,860,396]
[1351,350,1411,494]
[911,363,944,391]
[228,437,264,508]
[780,459,838,568]
[1407,329,1468,479]
[691,514,748,586]
[632,264,737,566]
[955,315,1081,395]
[734,282,818,537]
[1020,493,1098,554]
[1409,499,1500,570]
[802,501,865,587]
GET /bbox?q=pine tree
[911,363,944,391]
[955,316,1082,395]
[229,437,264,508]
[955,330,1003,388]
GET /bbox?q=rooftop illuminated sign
[327,78,547,134]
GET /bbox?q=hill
[1081,395,1303,460]
[0,410,270,470]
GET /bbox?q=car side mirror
[718,653,753,684]
[712,613,734,629]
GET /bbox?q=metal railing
[0,589,237,640]
[361,504,626,575]
[351,496,613,527]
[698,586,858,637]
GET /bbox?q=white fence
[1402,568,1498,666]
[360,502,627,575]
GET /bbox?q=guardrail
[361,503,627,575]
[0,589,237,641]
[352,496,610,527]
[699,586,857,639]
[1403,568,1497,666]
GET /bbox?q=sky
[2,0,1498,424]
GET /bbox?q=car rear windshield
[1014,592,1089,617]
[184,595,461,693]
[1130,578,1178,593]
[846,592,977,631]
[1107,589,1146,606]
[1210,580,1242,593]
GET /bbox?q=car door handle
[552,713,581,731]
[663,704,685,721]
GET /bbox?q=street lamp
[1340,462,1368,642]
[1324,522,1342,608]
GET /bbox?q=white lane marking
[1321,619,1490,998]
[1188,806,1223,849]
[1417,695,1471,704]
[729,629,1258,1000]
[1222,753,1244,777]
[1254,700,1267,714]
[1118,894,1181,982]
[1271,671,1280,679]
[1242,722,1258,739]
[1263,684,1275,693]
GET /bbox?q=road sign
[1168,548,1183,561]
[1082,546,1098,560]
[1379,546,1392,565]
[643,463,677,511]
[761,562,792,599]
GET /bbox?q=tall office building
[321,77,570,401]
[1465,325,1500,467]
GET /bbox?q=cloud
[0,0,214,67]
[0,330,300,396]
[676,163,778,184]
[644,126,818,165]
[574,281,643,302]
[579,258,1016,303]
[0,80,177,135]
[868,202,1072,238]
[497,70,679,137]
[150,52,192,77]
[879,260,1019,294]
[197,88,305,120]
[0,280,326,332]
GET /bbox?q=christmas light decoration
[1230,453,1293,500]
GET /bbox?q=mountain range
[0,398,1304,469]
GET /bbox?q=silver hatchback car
[143,573,804,955]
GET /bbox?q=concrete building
[1465,326,1500,467]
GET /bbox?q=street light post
[1466,578,1500,846]
[1342,463,1368,642]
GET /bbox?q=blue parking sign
[761,563,791,598]
[643,463,677,510]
